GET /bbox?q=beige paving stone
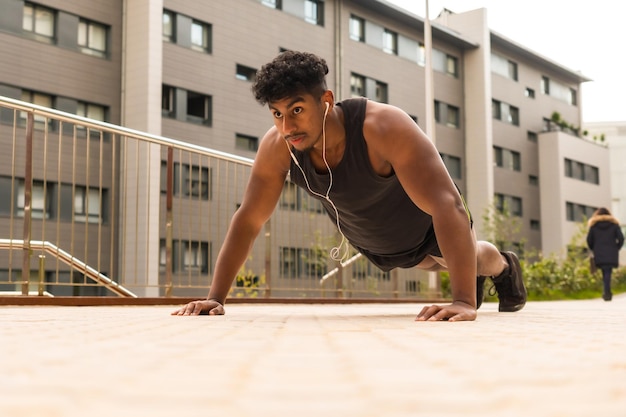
[0,297,625,416]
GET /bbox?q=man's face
[268,94,326,152]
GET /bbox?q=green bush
[439,210,626,301]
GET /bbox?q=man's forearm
[432,208,477,307]
[207,220,261,304]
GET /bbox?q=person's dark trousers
[600,266,613,301]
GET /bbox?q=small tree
[481,200,525,254]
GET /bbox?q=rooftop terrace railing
[0,96,434,301]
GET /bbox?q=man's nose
[282,116,296,134]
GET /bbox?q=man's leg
[476,239,527,312]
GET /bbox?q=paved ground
[1,297,625,417]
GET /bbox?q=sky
[387,0,625,123]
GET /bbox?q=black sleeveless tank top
[289,97,439,271]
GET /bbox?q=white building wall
[539,131,612,258]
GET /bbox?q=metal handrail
[319,252,363,284]
[0,96,254,166]
[0,239,137,298]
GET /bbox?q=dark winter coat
[586,214,624,267]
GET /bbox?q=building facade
[0,0,610,296]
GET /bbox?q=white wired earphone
[285,101,350,263]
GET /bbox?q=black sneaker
[492,251,527,312]
[476,276,487,309]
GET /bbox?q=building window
[17,179,50,219]
[435,101,460,128]
[262,0,282,9]
[433,49,458,77]
[566,202,597,222]
[304,0,324,26]
[540,76,577,105]
[417,43,425,66]
[375,81,388,103]
[279,247,327,278]
[569,88,577,106]
[349,15,365,42]
[280,181,323,213]
[161,85,176,118]
[162,162,212,200]
[163,10,175,42]
[235,133,258,152]
[161,240,210,274]
[190,20,211,53]
[564,158,599,184]
[491,54,518,81]
[406,280,418,294]
[525,88,535,98]
[186,91,212,126]
[352,256,390,281]
[350,73,365,97]
[350,73,387,103]
[495,193,523,217]
[493,146,521,171]
[446,55,459,77]
[23,2,55,43]
[280,182,298,210]
[383,29,397,55]
[78,19,108,57]
[236,64,257,82]
[172,163,211,200]
[530,219,540,230]
[20,90,53,129]
[74,186,105,223]
[77,102,106,122]
[492,99,519,126]
[440,154,461,179]
[527,131,538,142]
[529,175,539,186]
[541,76,550,94]
[76,102,107,138]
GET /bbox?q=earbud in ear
[325,102,330,110]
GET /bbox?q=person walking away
[586,207,624,301]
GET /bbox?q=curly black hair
[252,51,329,105]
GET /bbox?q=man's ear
[322,90,335,109]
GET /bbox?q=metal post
[38,255,45,296]
[264,220,271,298]
[165,147,173,297]
[22,112,34,295]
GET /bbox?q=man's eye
[273,112,283,119]
[293,108,303,115]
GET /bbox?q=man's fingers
[171,302,199,316]
[416,304,440,321]
[172,300,224,316]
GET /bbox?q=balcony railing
[0,96,434,300]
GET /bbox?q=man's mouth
[286,134,305,145]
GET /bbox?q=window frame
[185,90,212,126]
[382,29,398,55]
[235,133,259,152]
[190,19,211,53]
[349,15,365,42]
[78,19,108,58]
[304,0,324,26]
[23,2,56,43]
[163,10,176,42]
